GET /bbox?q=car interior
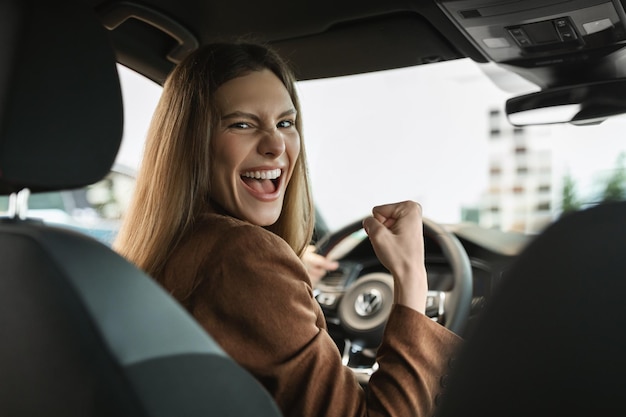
[3,0,626,415]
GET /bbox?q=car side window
[0,65,162,246]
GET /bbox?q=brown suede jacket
[157,212,462,417]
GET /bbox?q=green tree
[600,152,626,203]
[561,174,581,215]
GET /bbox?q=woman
[114,42,461,417]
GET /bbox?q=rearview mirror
[505,78,626,126]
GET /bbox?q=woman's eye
[277,120,295,128]
[229,121,251,129]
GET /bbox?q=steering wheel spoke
[425,290,446,322]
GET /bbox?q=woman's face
[211,69,300,226]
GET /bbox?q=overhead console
[436,0,626,67]
[437,0,626,126]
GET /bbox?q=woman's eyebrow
[221,108,297,121]
[279,108,297,118]
[221,111,259,122]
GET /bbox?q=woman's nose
[258,128,286,157]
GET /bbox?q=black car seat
[0,1,282,416]
[434,201,626,417]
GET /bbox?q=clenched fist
[363,200,428,314]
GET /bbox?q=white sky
[115,60,626,231]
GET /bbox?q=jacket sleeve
[188,223,462,417]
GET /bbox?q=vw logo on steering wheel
[354,288,383,317]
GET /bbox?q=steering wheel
[314,216,472,383]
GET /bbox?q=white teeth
[242,168,281,180]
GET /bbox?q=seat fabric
[435,201,626,417]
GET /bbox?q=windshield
[296,58,626,234]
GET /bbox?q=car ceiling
[91,0,486,85]
[91,0,626,115]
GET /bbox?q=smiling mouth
[241,168,282,194]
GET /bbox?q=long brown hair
[113,42,314,277]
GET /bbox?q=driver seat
[0,1,282,416]
[434,200,626,416]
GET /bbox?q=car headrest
[435,200,626,417]
[0,0,123,195]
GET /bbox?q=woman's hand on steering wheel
[302,245,339,285]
